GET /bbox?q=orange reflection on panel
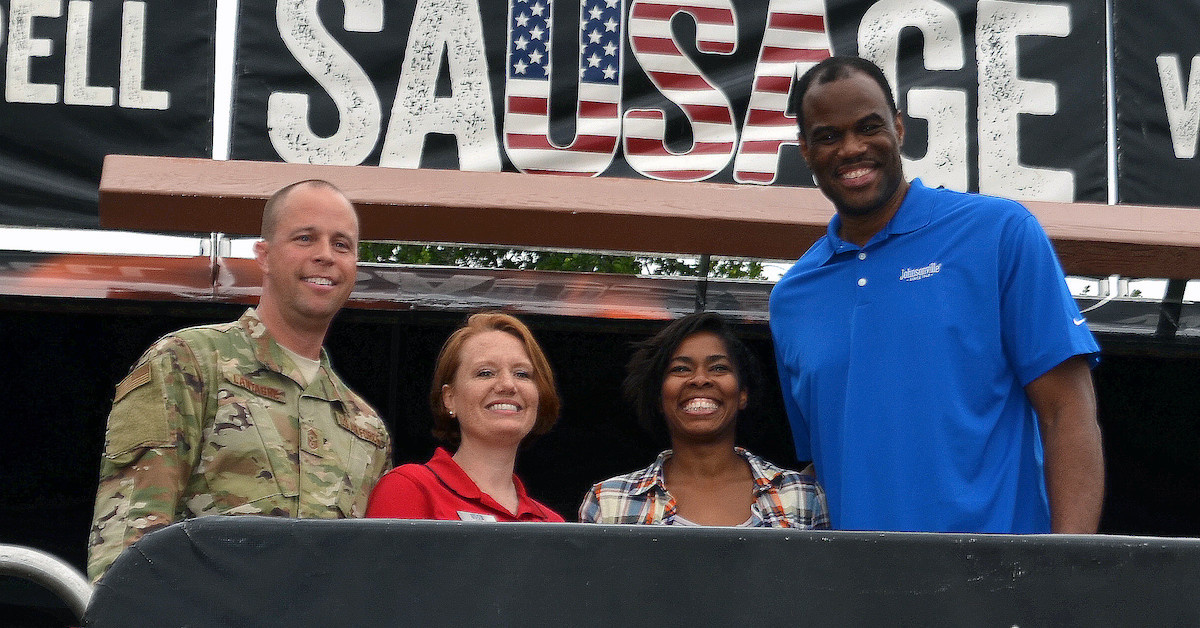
[0,253,216,301]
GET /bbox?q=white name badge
[458,511,498,522]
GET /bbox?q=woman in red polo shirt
[367,312,563,522]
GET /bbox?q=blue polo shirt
[769,180,1099,533]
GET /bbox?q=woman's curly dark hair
[621,312,763,446]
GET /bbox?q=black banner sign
[0,0,1136,228]
[231,0,1106,201]
[1113,0,1200,206]
[0,0,214,227]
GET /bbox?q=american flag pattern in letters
[624,0,739,181]
[505,0,624,176]
[733,0,831,184]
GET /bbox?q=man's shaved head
[261,180,352,241]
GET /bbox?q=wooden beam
[98,155,832,261]
[99,155,1200,278]
[1025,199,1200,278]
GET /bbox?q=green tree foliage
[359,243,766,279]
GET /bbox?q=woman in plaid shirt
[579,312,829,528]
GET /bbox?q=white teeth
[305,277,333,286]
[841,167,871,180]
[488,402,520,412]
[684,398,718,413]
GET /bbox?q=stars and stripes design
[504,0,623,176]
[623,0,739,182]
[733,0,831,184]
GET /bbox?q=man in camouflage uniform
[88,180,392,582]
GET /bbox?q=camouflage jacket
[87,309,392,582]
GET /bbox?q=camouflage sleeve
[87,336,209,582]
[378,421,393,482]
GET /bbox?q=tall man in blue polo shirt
[769,56,1103,533]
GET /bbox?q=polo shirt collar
[425,447,541,518]
[815,178,934,264]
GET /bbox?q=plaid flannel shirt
[578,447,829,528]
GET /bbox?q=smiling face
[443,330,541,449]
[799,70,907,221]
[254,183,359,333]
[660,331,748,445]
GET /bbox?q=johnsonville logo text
[899,262,942,282]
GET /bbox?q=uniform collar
[239,307,337,397]
[815,178,934,264]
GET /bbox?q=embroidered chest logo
[898,262,942,282]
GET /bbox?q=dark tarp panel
[86,516,1200,626]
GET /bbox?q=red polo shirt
[366,448,564,522]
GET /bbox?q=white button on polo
[858,278,867,286]
[858,252,867,260]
